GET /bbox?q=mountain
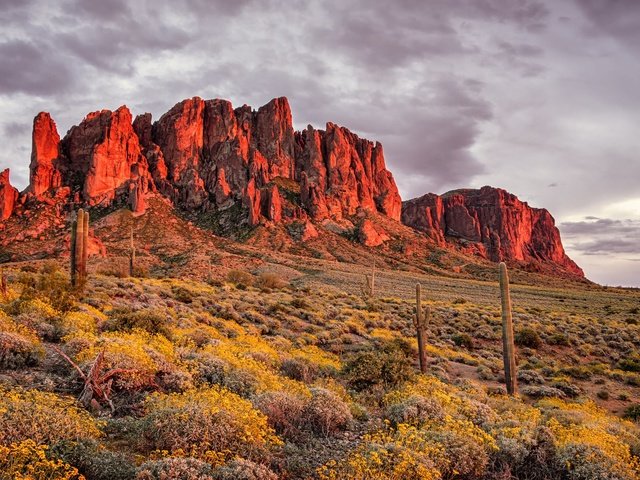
[402,187,583,276]
[0,96,583,279]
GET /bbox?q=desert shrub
[562,366,593,380]
[552,381,582,399]
[172,286,195,304]
[255,273,285,290]
[386,395,445,426]
[0,440,83,480]
[17,264,75,312]
[280,357,319,383]
[254,391,306,438]
[452,332,474,349]
[517,369,545,384]
[227,270,253,287]
[597,389,610,400]
[212,458,278,480]
[102,308,172,338]
[51,439,135,480]
[515,327,543,349]
[135,386,280,460]
[136,457,214,480]
[198,337,308,397]
[343,340,414,391]
[541,399,640,479]
[61,309,102,336]
[623,404,640,422]
[0,311,44,370]
[521,385,566,399]
[303,388,352,437]
[74,329,182,392]
[618,356,640,373]
[319,420,493,480]
[549,332,571,346]
[0,387,101,445]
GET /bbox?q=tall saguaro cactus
[129,226,136,277]
[70,209,89,289]
[414,283,428,374]
[499,262,518,395]
[362,260,376,298]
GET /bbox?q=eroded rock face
[0,169,18,221]
[402,186,583,275]
[60,106,151,207]
[22,96,401,228]
[29,112,62,196]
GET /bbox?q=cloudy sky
[1,0,638,286]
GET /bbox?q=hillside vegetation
[0,261,639,479]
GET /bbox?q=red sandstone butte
[402,186,583,275]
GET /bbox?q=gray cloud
[0,39,74,95]
[561,218,640,255]
[575,0,640,45]
[0,0,638,286]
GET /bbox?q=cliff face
[0,95,582,277]
[402,186,583,276]
[19,96,401,225]
[0,169,18,221]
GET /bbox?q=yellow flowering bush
[74,329,181,391]
[136,386,281,461]
[540,399,640,479]
[0,387,102,445]
[318,424,445,480]
[0,311,44,369]
[0,440,84,480]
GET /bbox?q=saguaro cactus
[70,209,89,289]
[1,268,7,298]
[413,283,428,374]
[499,262,518,395]
[362,260,376,298]
[129,226,136,277]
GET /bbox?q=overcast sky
[1,0,638,286]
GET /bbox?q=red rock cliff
[14,96,401,227]
[0,169,18,221]
[402,186,583,276]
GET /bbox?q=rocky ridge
[0,96,582,277]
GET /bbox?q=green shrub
[623,404,640,421]
[51,439,135,480]
[102,308,172,338]
[515,328,543,349]
[0,331,44,369]
[343,340,414,391]
[452,333,474,349]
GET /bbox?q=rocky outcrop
[61,106,152,207]
[0,169,18,221]
[1,95,582,278]
[402,186,583,275]
[29,112,62,196]
[15,96,401,229]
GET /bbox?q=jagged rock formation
[0,169,18,221]
[0,95,583,277]
[18,96,401,228]
[402,186,583,275]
